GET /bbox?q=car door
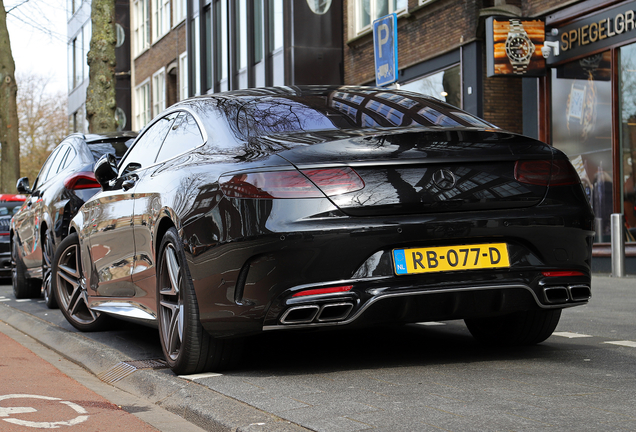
[130,111,206,287]
[85,113,177,297]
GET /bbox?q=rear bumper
[186,198,594,338]
[262,274,591,331]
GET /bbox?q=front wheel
[465,309,562,346]
[52,233,108,332]
[157,227,240,375]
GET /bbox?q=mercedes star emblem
[432,169,456,190]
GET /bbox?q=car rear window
[88,139,135,163]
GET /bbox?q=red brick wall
[133,23,186,93]
[344,0,481,85]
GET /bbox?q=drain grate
[98,358,168,383]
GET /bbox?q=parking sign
[373,13,398,87]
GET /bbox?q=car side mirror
[94,153,118,190]
[16,177,31,195]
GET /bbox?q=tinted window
[155,112,204,163]
[120,114,177,173]
[59,146,77,172]
[33,147,62,190]
[88,139,134,163]
[42,145,69,183]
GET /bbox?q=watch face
[506,37,532,61]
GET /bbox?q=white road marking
[15,299,31,303]
[604,340,636,348]
[552,331,593,338]
[0,299,10,302]
[416,322,446,326]
[0,394,89,428]
[179,372,222,380]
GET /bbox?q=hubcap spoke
[160,299,181,355]
[164,247,180,295]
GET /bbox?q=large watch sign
[486,17,546,77]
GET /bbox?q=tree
[0,0,19,193]
[17,74,68,182]
[85,0,117,133]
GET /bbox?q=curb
[0,303,310,432]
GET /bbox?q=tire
[11,236,42,299]
[465,309,562,346]
[42,229,58,309]
[52,233,109,331]
[157,227,241,375]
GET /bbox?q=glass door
[551,51,613,243]
[619,43,636,242]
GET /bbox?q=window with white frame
[173,0,186,26]
[355,0,407,34]
[153,0,171,42]
[179,52,188,101]
[152,68,166,116]
[134,80,151,130]
[133,0,150,56]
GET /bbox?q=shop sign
[486,17,546,77]
[546,1,636,65]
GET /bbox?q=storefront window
[620,43,636,242]
[400,65,461,108]
[551,51,613,243]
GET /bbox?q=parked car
[52,86,594,374]
[11,132,136,307]
[1,195,27,279]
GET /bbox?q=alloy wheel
[55,242,100,325]
[158,244,184,362]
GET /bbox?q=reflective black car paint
[69,86,594,339]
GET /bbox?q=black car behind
[11,132,136,306]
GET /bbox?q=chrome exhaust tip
[568,285,591,302]
[280,305,320,324]
[316,302,354,322]
[543,286,569,304]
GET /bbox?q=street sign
[373,13,398,87]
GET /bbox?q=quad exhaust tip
[280,302,354,325]
[543,285,591,304]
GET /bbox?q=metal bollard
[611,213,625,277]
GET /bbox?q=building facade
[130,0,344,131]
[343,0,636,272]
[67,0,133,132]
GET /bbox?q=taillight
[219,168,364,199]
[64,171,101,190]
[292,285,353,297]
[514,159,580,186]
[542,271,585,277]
[301,167,364,196]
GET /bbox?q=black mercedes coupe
[51,86,594,374]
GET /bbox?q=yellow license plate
[392,243,510,275]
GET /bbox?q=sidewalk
[0,322,205,432]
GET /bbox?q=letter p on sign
[373,13,398,87]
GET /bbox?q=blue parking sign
[373,14,398,87]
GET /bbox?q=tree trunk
[86,0,117,133]
[0,0,20,193]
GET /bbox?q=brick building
[130,0,188,131]
[130,0,344,131]
[343,0,636,271]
